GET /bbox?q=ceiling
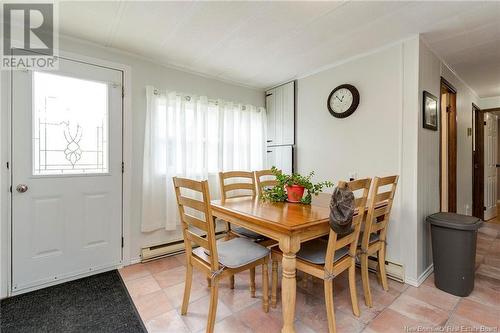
[56,1,500,96]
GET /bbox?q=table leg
[279,236,300,333]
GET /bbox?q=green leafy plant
[262,166,334,204]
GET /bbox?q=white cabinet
[266,81,294,146]
[266,146,293,174]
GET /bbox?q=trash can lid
[427,212,483,230]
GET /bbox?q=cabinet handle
[266,151,272,153]
[266,140,273,143]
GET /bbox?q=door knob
[16,184,28,193]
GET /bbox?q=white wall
[416,40,480,279]
[480,96,500,109]
[0,36,264,297]
[295,37,421,282]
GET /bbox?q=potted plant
[262,167,334,204]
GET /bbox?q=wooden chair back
[360,175,399,251]
[324,178,371,271]
[254,170,278,196]
[173,177,219,271]
[219,171,256,200]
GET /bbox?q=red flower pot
[286,185,305,203]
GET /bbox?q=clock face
[327,84,360,118]
[329,88,353,113]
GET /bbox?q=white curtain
[142,86,266,232]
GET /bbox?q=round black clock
[327,84,360,118]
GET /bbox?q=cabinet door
[266,82,294,146]
[282,81,295,145]
[266,89,275,145]
[266,146,292,174]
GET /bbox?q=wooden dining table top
[211,193,333,234]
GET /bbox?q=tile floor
[120,222,500,333]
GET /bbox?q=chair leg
[378,247,389,291]
[206,277,211,288]
[271,259,278,308]
[250,267,256,297]
[206,277,219,333]
[360,254,373,307]
[262,263,269,313]
[230,275,235,289]
[324,279,337,333]
[348,259,360,317]
[181,263,193,315]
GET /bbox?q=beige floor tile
[143,256,184,275]
[235,302,283,333]
[163,280,210,308]
[134,289,173,321]
[389,294,449,326]
[119,263,151,282]
[125,274,161,299]
[363,308,423,333]
[218,284,261,313]
[453,298,500,328]
[476,264,500,280]
[403,283,460,311]
[179,294,232,332]
[153,265,187,289]
[145,309,190,333]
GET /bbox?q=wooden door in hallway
[473,105,484,220]
[440,78,457,213]
[484,112,498,220]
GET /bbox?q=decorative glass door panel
[33,72,109,175]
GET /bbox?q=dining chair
[254,169,278,196]
[358,175,399,308]
[218,170,268,294]
[270,178,371,333]
[173,177,269,333]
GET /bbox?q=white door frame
[4,50,132,296]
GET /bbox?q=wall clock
[327,84,360,118]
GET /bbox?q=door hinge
[6,162,9,169]
[122,86,124,98]
[484,121,487,125]
[121,162,124,173]
[9,185,12,193]
[121,237,124,248]
[484,206,487,211]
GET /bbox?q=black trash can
[427,212,483,297]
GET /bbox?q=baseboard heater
[141,231,226,263]
[356,255,404,283]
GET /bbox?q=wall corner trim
[405,263,434,287]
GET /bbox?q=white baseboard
[405,264,433,287]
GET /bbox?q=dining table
[211,193,334,333]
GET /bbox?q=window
[33,72,109,175]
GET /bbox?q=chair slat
[187,230,210,249]
[179,196,206,212]
[224,182,255,192]
[377,175,399,186]
[375,191,392,203]
[173,177,203,192]
[221,171,254,179]
[183,213,207,231]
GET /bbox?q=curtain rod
[153,88,258,110]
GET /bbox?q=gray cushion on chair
[232,226,267,241]
[359,232,379,245]
[215,238,270,268]
[296,239,349,265]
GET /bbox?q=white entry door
[484,113,498,221]
[12,57,123,293]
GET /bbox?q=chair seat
[232,226,267,241]
[359,232,379,245]
[296,239,349,265]
[197,237,270,269]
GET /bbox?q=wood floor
[120,222,500,333]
